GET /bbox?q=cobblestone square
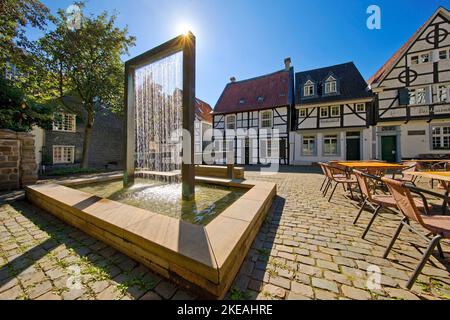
[1,168,449,300]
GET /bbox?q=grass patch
[229,287,252,300]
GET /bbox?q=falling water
[134,52,183,175]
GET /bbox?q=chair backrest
[381,177,425,225]
[353,170,373,201]
[402,162,418,181]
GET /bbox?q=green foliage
[0,77,53,132]
[229,287,251,300]
[35,2,136,114]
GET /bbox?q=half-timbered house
[369,7,450,161]
[212,59,294,165]
[290,62,374,165]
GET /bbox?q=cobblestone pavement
[1,168,449,300]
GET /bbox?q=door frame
[376,126,401,162]
[345,131,362,161]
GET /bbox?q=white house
[369,7,450,161]
[290,62,374,165]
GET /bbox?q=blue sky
[29,0,450,108]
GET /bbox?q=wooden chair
[381,177,449,289]
[353,170,429,239]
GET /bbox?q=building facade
[212,59,294,165]
[369,7,450,161]
[290,62,374,165]
[194,98,213,164]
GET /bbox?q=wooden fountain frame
[124,32,196,200]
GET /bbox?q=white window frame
[225,114,236,130]
[53,145,75,164]
[53,113,76,132]
[299,108,307,117]
[304,80,315,97]
[437,85,450,103]
[356,103,366,113]
[420,53,430,64]
[260,139,278,158]
[432,125,450,150]
[320,107,329,118]
[260,110,273,128]
[439,49,449,60]
[301,135,316,156]
[330,106,340,117]
[409,87,429,105]
[323,135,339,156]
[324,76,337,94]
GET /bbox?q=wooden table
[336,161,407,171]
[407,171,450,213]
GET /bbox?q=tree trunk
[81,108,94,168]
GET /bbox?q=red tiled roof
[213,69,291,114]
[195,98,213,123]
[368,8,445,85]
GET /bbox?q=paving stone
[262,284,286,299]
[269,276,290,290]
[0,285,23,300]
[385,288,420,300]
[28,280,53,299]
[341,285,371,300]
[311,277,339,293]
[140,291,162,300]
[290,281,314,298]
[154,281,177,299]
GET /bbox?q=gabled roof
[368,6,450,86]
[213,69,292,114]
[195,98,213,123]
[295,62,372,105]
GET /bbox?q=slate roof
[195,98,213,123]
[213,69,292,114]
[295,62,372,106]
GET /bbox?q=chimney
[284,57,292,71]
[230,76,236,83]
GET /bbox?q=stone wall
[0,129,37,191]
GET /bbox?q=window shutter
[398,88,409,106]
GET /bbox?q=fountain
[25,33,277,298]
[124,33,196,200]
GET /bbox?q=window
[260,139,278,158]
[432,125,450,150]
[53,146,75,164]
[299,108,307,117]
[324,76,337,94]
[409,87,427,105]
[356,103,366,113]
[260,110,272,128]
[302,136,316,156]
[304,80,315,97]
[257,96,264,103]
[437,85,449,102]
[53,113,76,132]
[439,50,448,60]
[239,98,245,104]
[320,107,328,118]
[323,135,338,156]
[226,115,236,129]
[420,53,430,63]
[330,106,340,117]
[411,56,419,65]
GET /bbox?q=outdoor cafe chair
[322,163,357,202]
[396,161,419,185]
[381,177,449,289]
[353,170,429,239]
[318,162,346,193]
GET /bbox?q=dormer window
[304,80,315,97]
[257,96,264,103]
[324,76,337,94]
[239,98,245,104]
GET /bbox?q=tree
[0,0,50,72]
[36,2,135,168]
[0,77,53,132]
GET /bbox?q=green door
[346,138,361,161]
[381,136,397,162]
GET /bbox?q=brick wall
[0,129,37,191]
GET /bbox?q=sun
[176,22,194,36]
